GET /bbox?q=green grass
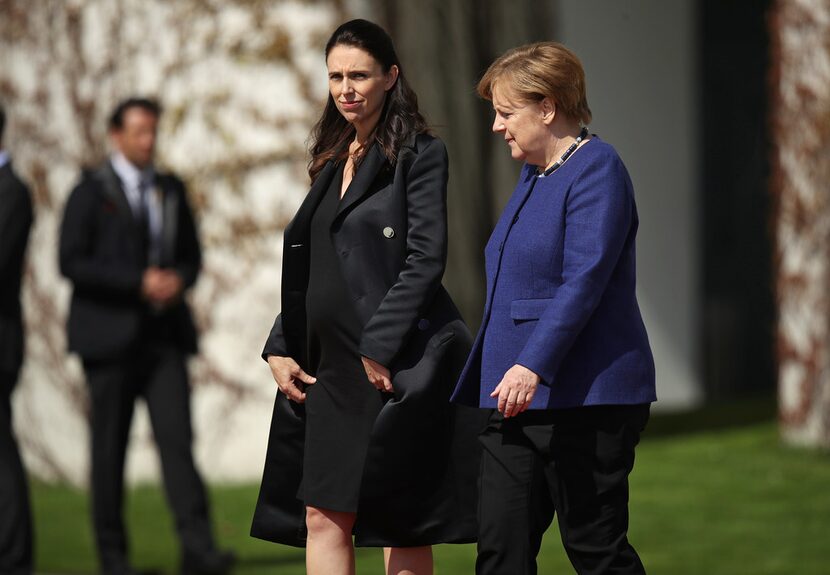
[31,399,830,574]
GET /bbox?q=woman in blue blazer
[451,42,656,575]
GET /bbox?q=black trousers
[0,370,33,575]
[476,404,650,575]
[83,341,215,571]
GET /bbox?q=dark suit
[0,160,33,575]
[251,134,485,547]
[59,160,214,572]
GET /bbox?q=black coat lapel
[0,162,12,185]
[95,161,136,225]
[95,161,146,262]
[279,161,337,332]
[159,178,179,267]
[284,161,337,245]
[334,143,387,220]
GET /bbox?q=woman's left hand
[491,364,540,417]
[362,356,394,392]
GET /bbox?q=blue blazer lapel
[485,168,539,281]
[484,169,538,310]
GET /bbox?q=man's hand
[142,267,184,308]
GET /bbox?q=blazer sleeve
[0,180,32,279]
[172,181,201,289]
[515,153,634,385]
[58,180,144,297]
[358,137,449,366]
[262,313,290,361]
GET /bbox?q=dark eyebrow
[328,69,371,77]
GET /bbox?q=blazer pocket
[510,298,555,322]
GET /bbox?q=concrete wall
[555,0,703,408]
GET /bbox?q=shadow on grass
[36,571,165,575]
[645,393,776,437]
[36,556,306,575]
[235,553,305,567]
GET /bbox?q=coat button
[418,318,430,331]
[383,226,395,238]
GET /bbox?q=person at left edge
[0,100,34,575]
[59,98,234,575]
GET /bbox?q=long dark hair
[308,19,427,182]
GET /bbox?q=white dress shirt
[0,150,10,169]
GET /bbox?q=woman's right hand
[267,355,317,403]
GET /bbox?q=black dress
[251,136,484,549]
[302,163,385,512]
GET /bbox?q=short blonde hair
[478,41,592,125]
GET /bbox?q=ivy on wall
[0,0,353,483]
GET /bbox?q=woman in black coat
[251,19,481,575]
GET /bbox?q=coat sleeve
[58,180,144,297]
[0,180,32,279]
[515,153,634,385]
[262,313,290,361]
[358,137,449,367]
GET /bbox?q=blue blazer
[451,137,656,410]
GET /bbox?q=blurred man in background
[59,98,234,575]
[0,101,34,575]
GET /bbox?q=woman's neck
[542,122,587,172]
[353,114,381,148]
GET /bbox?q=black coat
[0,162,33,374]
[251,134,485,547]
[59,161,200,361]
